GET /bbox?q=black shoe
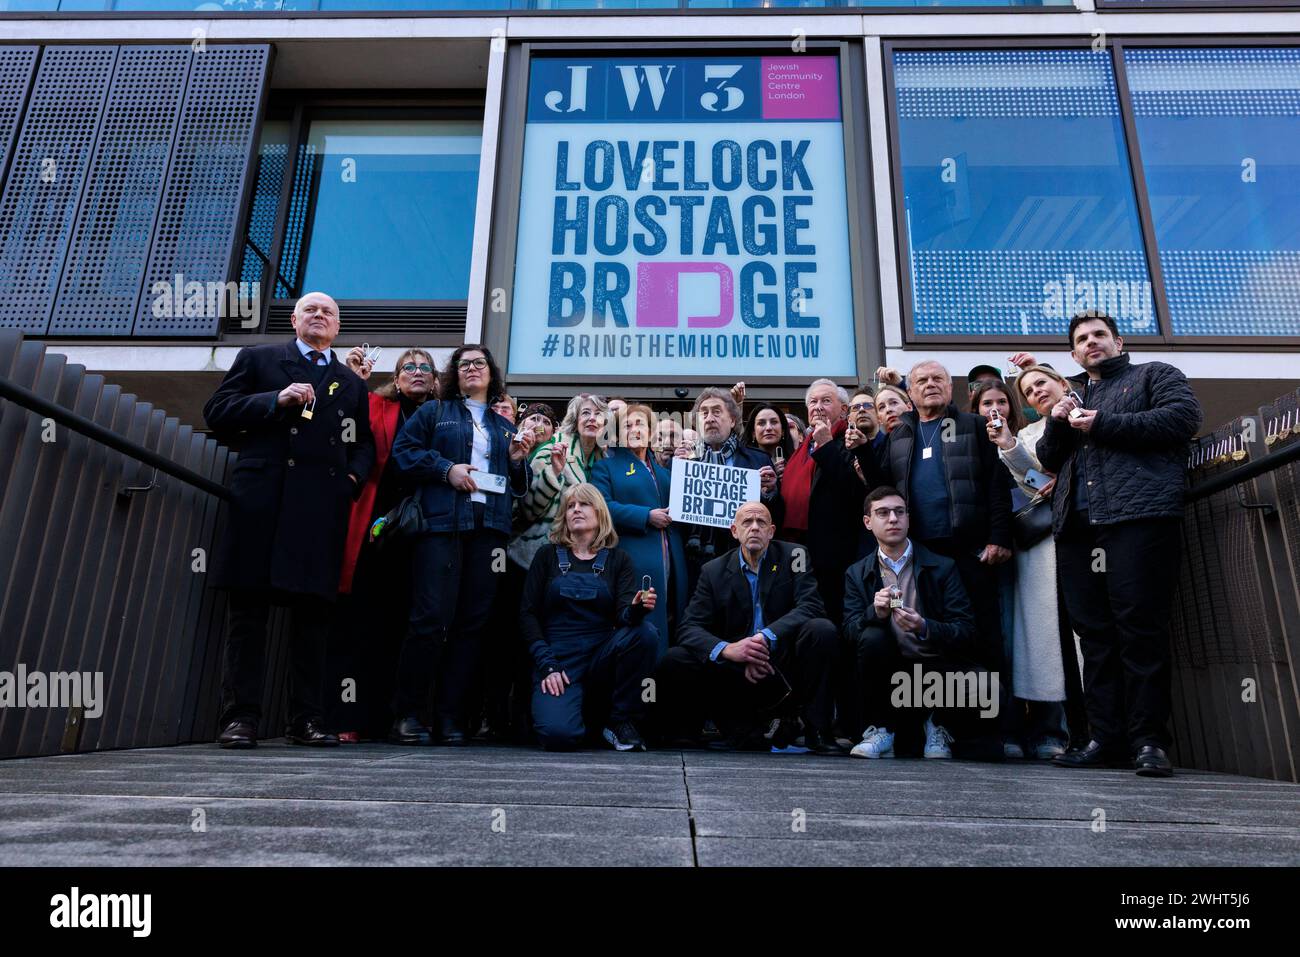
[602,721,646,752]
[285,720,339,747]
[1134,745,1174,778]
[389,716,433,746]
[438,717,468,746]
[1052,739,1128,769]
[803,728,848,755]
[217,719,257,749]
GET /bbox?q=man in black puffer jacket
[854,361,1014,674]
[1036,311,1202,778]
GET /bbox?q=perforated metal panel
[276,142,318,299]
[0,47,117,333]
[134,45,271,337]
[238,138,288,289]
[48,47,190,336]
[0,47,39,190]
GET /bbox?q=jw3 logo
[545,63,748,115]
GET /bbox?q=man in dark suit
[203,291,375,749]
[654,501,841,754]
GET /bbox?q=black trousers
[395,504,507,723]
[1055,511,1182,751]
[921,537,1005,671]
[325,537,412,738]
[531,622,659,751]
[220,591,328,732]
[853,626,993,750]
[654,618,837,737]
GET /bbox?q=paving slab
[0,743,1296,866]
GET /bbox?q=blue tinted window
[293,120,481,301]
[1125,47,1300,337]
[893,49,1155,337]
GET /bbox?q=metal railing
[0,331,296,759]
[1168,391,1300,782]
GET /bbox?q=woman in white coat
[980,367,1080,759]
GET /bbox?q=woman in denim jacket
[388,344,535,745]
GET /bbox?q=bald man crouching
[203,292,375,749]
[654,502,843,754]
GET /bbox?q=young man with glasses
[654,502,842,754]
[842,486,983,760]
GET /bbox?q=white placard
[669,458,761,529]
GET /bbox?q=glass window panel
[1125,47,1300,337]
[294,119,481,301]
[892,49,1155,338]
[239,120,290,291]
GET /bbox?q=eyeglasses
[457,358,488,370]
[401,362,434,374]
[870,507,908,519]
[850,402,873,412]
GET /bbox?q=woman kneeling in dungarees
[520,483,659,752]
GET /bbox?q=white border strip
[863,35,904,352]
[464,38,506,344]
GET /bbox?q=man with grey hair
[678,387,781,590]
[204,291,375,750]
[854,359,1012,691]
[781,377,870,620]
[778,376,875,737]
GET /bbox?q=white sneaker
[850,726,895,759]
[923,716,953,759]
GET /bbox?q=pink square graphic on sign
[760,57,841,121]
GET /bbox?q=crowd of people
[203,291,1203,777]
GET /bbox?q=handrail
[1186,439,1300,502]
[0,374,231,501]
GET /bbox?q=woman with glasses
[493,393,518,424]
[591,404,686,658]
[328,347,437,743]
[389,344,535,746]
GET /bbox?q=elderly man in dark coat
[203,291,375,749]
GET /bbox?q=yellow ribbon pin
[625,465,636,476]
[328,382,340,396]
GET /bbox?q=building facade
[0,2,1297,426]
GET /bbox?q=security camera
[674,386,689,399]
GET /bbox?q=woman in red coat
[327,347,438,741]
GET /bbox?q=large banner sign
[669,458,761,529]
[509,54,857,378]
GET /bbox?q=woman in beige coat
[981,368,1081,759]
